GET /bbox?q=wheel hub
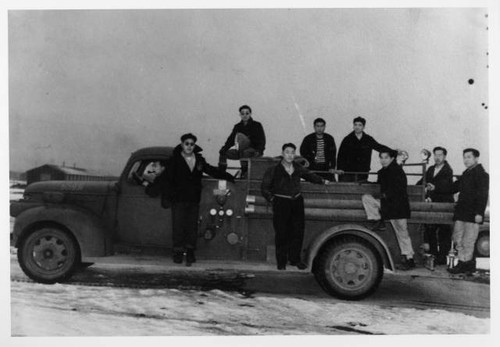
[32,236,67,271]
[344,262,357,274]
[330,249,370,288]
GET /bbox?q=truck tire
[475,231,490,258]
[17,226,80,284]
[314,236,383,300]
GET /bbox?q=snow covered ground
[8,182,490,336]
[10,278,489,336]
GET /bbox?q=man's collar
[465,163,478,171]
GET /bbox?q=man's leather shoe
[186,249,196,267]
[397,257,415,271]
[173,252,183,264]
[289,261,307,270]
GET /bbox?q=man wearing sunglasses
[149,133,235,266]
[218,105,266,178]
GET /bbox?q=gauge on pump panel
[209,208,217,216]
[226,232,239,245]
[218,209,225,217]
[225,209,233,217]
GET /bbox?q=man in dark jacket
[337,117,391,182]
[299,117,337,181]
[261,143,330,270]
[219,105,266,177]
[416,146,454,264]
[448,148,489,274]
[362,149,415,270]
[147,133,235,266]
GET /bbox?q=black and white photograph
[3,0,498,343]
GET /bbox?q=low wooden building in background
[26,164,118,185]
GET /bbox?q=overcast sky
[9,8,489,177]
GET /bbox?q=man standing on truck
[299,117,337,181]
[147,133,235,266]
[448,148,489,274]
[416,146,454,265]
[261,143,331,270]
[362,149,415,270]
[218,105,266,178]
[337,117,391,182]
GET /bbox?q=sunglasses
[183,142,195,146]
[240,112,251,116]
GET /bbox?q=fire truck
[9,146,489,300]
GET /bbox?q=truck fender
[305,223,395,271]
[13,205,111,260]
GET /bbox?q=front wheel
[313,237,383,300]
[18,226,80,284]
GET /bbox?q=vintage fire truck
[9,146,490,300]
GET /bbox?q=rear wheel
[18,226,80,284]
[314,237,383,300]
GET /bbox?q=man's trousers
[361,194,415,257]
[272,196,305,267]
[424,224,452,259]
[452,220,479,262]
[171,202,200,253]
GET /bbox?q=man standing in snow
[416,146,454,265]
[261,143,330,270]
[146,133,235,266]
[448,148,489,274]
[362,149,415,270]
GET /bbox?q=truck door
[116,159,172,247]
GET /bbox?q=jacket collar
[464,163,483,174]
[240,117,254,125]
[350,131,365,139]
[381,159,398,171]
[276,159,300,173]
[431,161,451,174]
[173,143,203,157]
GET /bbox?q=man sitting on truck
[448,148,489,274]
[416,146,454,265]
[337,116,391,182]
[218,105,266,178]
[261,143,331,270]
[362,149,415,270]
[299,117,337,181]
